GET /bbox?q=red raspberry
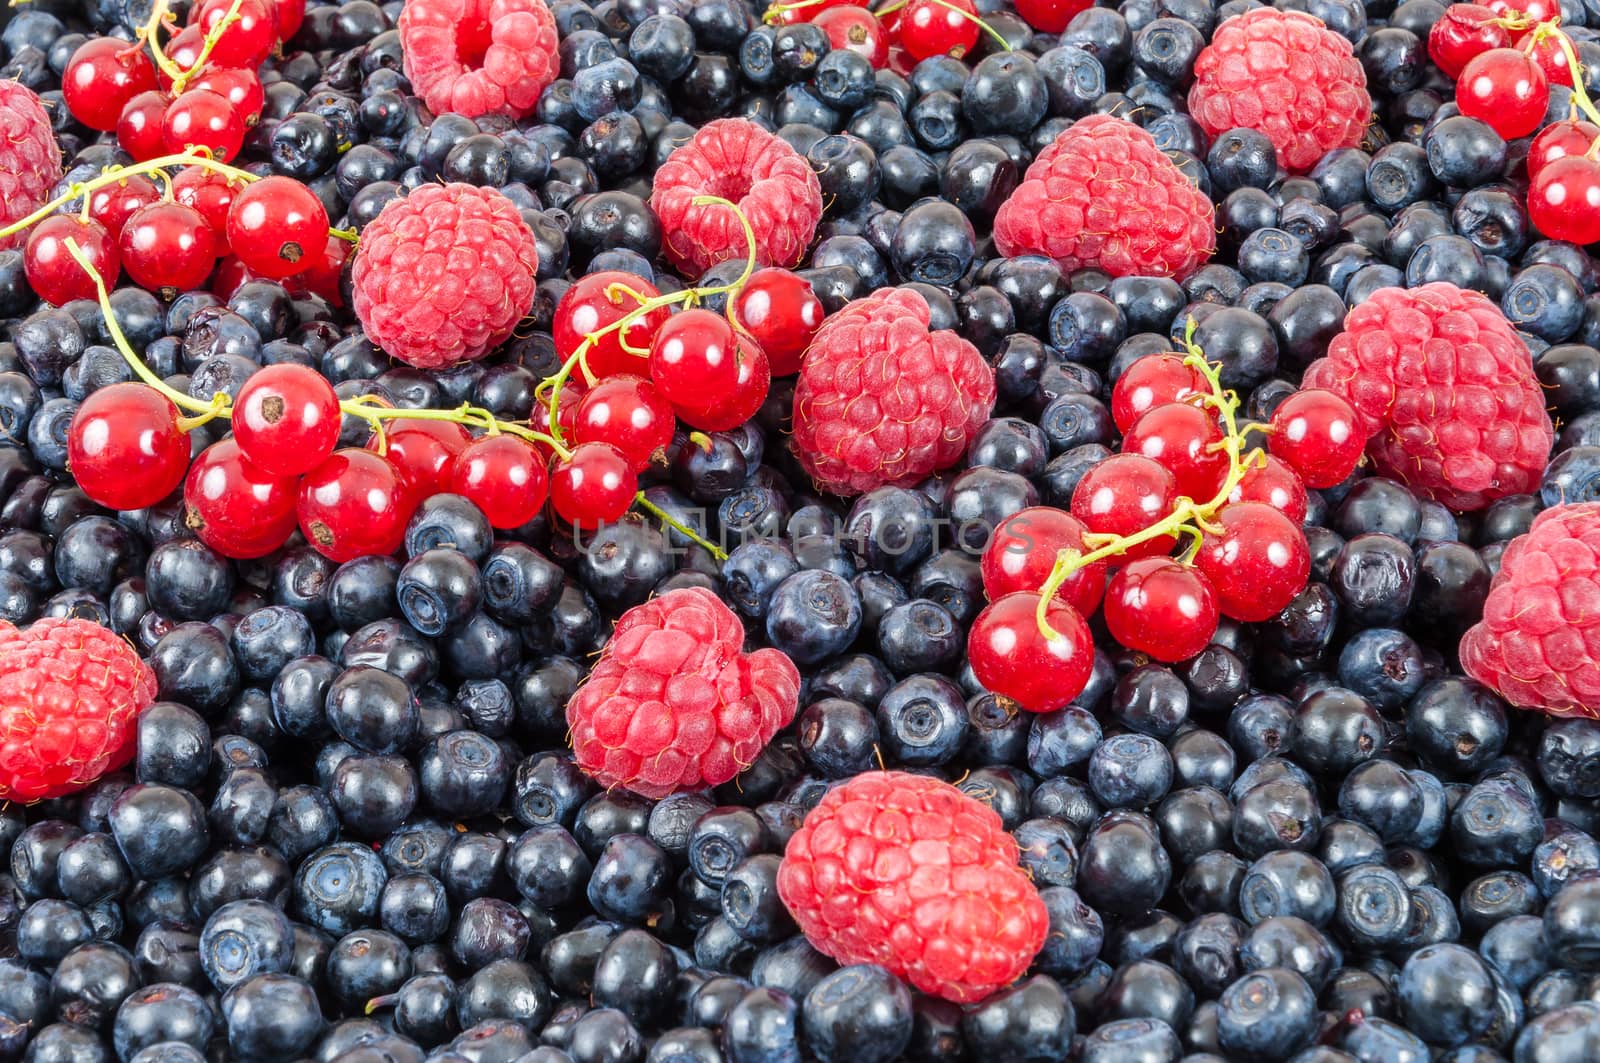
[0,81,63,253]
[398,0,559,119]
[776,771,1048,1004]
[566,588,800,798]
[1188,8,1373,173]
[792,287,995,496]
[1461,502,1600,718]
[992,114,1216,280]
[0,618,157,803]
[350,183,539,369]
[1301,283,1553,511]
[650,118,824,276]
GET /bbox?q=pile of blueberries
[5,0,1600,1060]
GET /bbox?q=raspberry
[0,81,63,253]
[650,118,824,276]
[992,114,1216,280]
[776,771,1048,1003]
[1188,8,1373,173]
[792,287,996,496]
[398,0,559,119]
[565,588,800,798]
[1461,502,1600,718]
[1301,283,1553,511]
[350,183,539,369]
[0,618,157,803]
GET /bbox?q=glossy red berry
[1194,502,1312,623]
[766,0,867,25]
[116,90,171,162]
[450,434,550,529]
[297,449,413,562]
[553,271,670,381]
[1122,402,1230,501]
[233,363,342,478]
[172,166,244,242]
[1269,388,1364,489]
[732,267,825,376]
[981,506,1107,617]
[119,201,219,297]
[1013,0,1092,32]
[161,88,246,162]
[191,0,279,68]
[687,333,771,432]
[87,174,161,239]
[648,308,740,414]
[1226,454,1310,525]
[1456,48,1548,140]
[226,176,330,279]
[292,233,349,306]
[183,437,299,559]
[897,0,981,59]
[1069,453,1181,560]
[573,375,675,471]
[67,383,190,510]
[1530,155,1600,246]
[1427,3,1510,78]
[967,591,1094,712]
[24,216,119,306]
[549,441,638,528]
[1103,558,1220,663]
[1110,353,1208,434]
[161,25,207,88]
[1523,29,1576,88]
[269,0,304,39]
[1529,120,1600,178]
[188,67,265,126]
[813,6,890,68]
[374,418,472,500]
[62,38,158,132]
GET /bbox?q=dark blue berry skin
[961,977,1074,1062]
[875,674,969,766]
[765,569,861,666]
[801,964,914,1063]
[587,834,672,926]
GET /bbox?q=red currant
[1013,0,1092,32]
[1193,502,1311,624]
[1103,558,1220,663]
[67,383,190,510]
[686,333,771,432]
[25,217,119,306]
[549,441,638,528]
[1487,0,1558,23]
[981,506,1106,617]
[210,255,261,302]
[1530,155,1600,246]
[1457,48,1548,140]
[189,67,265,126]
[813,6,890,68]
[1069,453,1180,560]
[116,90,171,162]
[967,591,1094,712]
[897,0,981,59]
[450,434,550,529]
[172,166,245,244]
[62,39,158,132]
[1523,29,1576,87]
[88,174,161,239]
[1269,388,1365,489]
[233,363,342,478]
[374,418,472,499]
[191,0,279,68]
[183,437,299,559]
[553,271,670,381]
[270,0,305,40]
[1427,3,1510,78]
[766,0,867,25]
[297,449,413,562]
[732,267,824,376]
[119,201,219,297]
[1529,120,1600,178]
[161,25,207,88]
[573,375,675,471]
[1110,353,1208,434]
[291,233,350,306]
[162,89,246,162]
[225,176,330,279]
[1226,454,1309,525]
[1122,402,1230,501]
[647,308,740,413]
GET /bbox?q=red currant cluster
[966,332,1366,713]
[63,0,296,164]
[764,0,1086,69]
[1431,1,1600,242]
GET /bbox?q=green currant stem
[170,0,245,94]
[1545,26,1600,129]
[328,227,359,245]
[136,0,187,84]
[873,0,1013,51]
[634,493,728,562]
[1033,319,1256,640]
[761,0,826,24]
[175,393,233,431]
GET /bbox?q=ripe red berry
[732,267,824,376]
[813,6,890,68]
[1530,155,1600,246]
[1069,453,1181,560]
[549,441,638,528]
[87,173,161,239]
[981,506,1107,617]
[1103,557,1220,663]
[188,67,265,126]
[1427,3,1510,78]
[967,591,1095,712]
[573,375,674,471]
[897,0,981,59]
[67,383,190,510]
[233,363,342,478]
[183,437,299,559]
[270,0,304,39]
[1193,502,1312,623]
[62,38,158,132]
[25,216,119,306]
[161,88,246,162]
[1110,353,1208,434]
[1226,454,1310,525]
[297,449,413,562]
[686,334,771,432]
[1457,48,1548,140]
[116,90,171,162]
[1529,120,1600,178]
[118,201,219,297]
[1122,401,1230,502]
[1523,30,1576,88]
[1268,388,1365,489]
[450,434,550,529]
[647,308,740,412]
[375,418,472,500]
[1488,0,1557,21]
[191,0,279,68]
[172,166,244,243]
[765,0,866,25]
[553,270,670,381]
[161,25,206,88]
[226,176,330,279]
[1013,0,1092,32]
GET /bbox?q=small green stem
[0,151,255,242]
[762,0,826,23]
[136,0,187,84]
[171,0,244,94]
[635,493,728,561]
[1545,26,1600,128]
